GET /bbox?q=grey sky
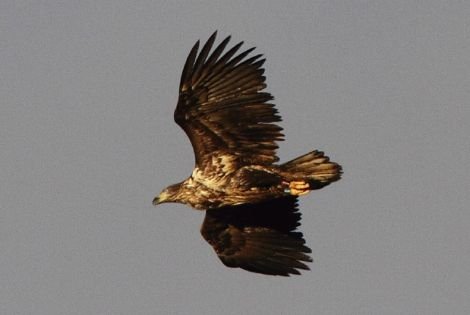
[2,1,469,314]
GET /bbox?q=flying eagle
[154,32,342,276]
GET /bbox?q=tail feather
[280,150,342,190]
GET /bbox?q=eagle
[153,32,342,276]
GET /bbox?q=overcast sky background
[2,1,469,314]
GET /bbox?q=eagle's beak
[153,190,171,206]
[153,188,174,206]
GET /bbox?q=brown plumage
[154,32,342,276]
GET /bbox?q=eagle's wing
[175,32,283,170]
[200,196,312,276]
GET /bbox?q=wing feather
[175,31,284,169]
[200,197,312,276]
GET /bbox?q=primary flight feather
[154,32,342,276]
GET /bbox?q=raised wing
[200,197,312,276]
[175,32,284,170]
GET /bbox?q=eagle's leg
[283,180,310,196]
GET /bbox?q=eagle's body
[161,152,338,210]
[154,32,342,276]
[174,164,284,210]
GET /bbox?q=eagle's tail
[280,150,342,190]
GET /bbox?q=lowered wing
[200,196,312,276]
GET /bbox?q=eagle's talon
[288,181,310,196]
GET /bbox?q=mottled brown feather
[174,31,284,169]
[200,196,312,276]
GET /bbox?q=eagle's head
[153,183,182,206]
